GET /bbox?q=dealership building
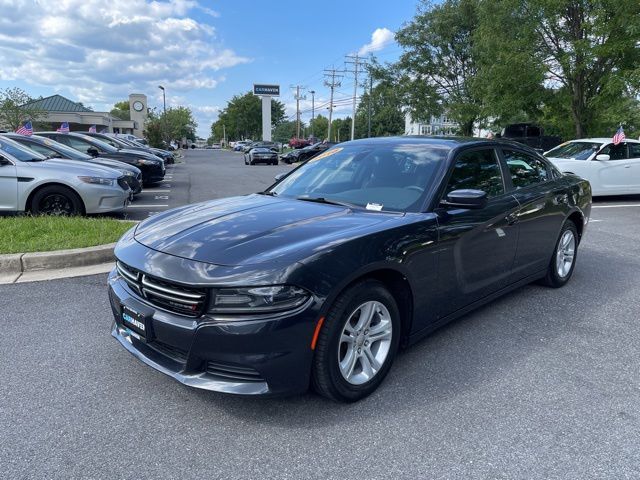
[21,93,149,137]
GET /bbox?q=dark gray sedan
[244,147,279,166]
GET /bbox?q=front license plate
[121,305,147,338]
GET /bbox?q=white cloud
[358,27,395,56]
[0,0,249,110]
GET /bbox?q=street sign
[253,84,280,96]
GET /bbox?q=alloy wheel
[39,194,73,215]
[555,230,575,278]
[338,300,393,385]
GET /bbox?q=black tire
[539,220,579,288]
[30,185,83,216]
[312,279,401,402]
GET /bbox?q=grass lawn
[0,216,134,254]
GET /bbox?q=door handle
[505,212,519,225]
[624,165,631,168]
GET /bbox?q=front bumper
[81,184,129,213]
[140,163,165,184]
[108,266,318,396]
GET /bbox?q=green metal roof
[23,95,92,113]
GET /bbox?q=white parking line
[126,204,169,208]
[592,204,640,208]
[142,189,171,193]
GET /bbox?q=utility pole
[309,90,316,137]
[345,54,368,140]
[324,68,343,142]
[367,75,373,138]
[222,124,226,147]
[291,85,306,139]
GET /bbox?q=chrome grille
[116,261,207,317]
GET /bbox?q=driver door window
[600,143,628,160]
[445,149,504,198]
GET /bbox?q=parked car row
[0,130,171,215]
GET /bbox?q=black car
[38,132,165,186]
[244,147,279,166]
[4,133,143,195]
[108,137,591,402]
[282,142,337,164]
[84,132,175,165]
[243,141,279,154]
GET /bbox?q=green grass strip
[0,216,134,254]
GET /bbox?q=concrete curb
[0,243,116,284]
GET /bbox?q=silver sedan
[0,136,130,215]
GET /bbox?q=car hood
[133,194,395,266]
[92,158,141,174]
[21,158,121,177]
[118,149,162,161]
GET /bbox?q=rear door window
[599,143,628,160]
[503,149,549,188]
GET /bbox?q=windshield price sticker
[310,147,343,162]
[366,203,383,211]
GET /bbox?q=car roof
[563,138,640,144]
[340,135,540,152]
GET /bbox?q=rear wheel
[540,221,578,288]
[31,185,83,216]
[312,279,400,402]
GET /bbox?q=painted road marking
[154,195,169,200]
[143,189,171,193]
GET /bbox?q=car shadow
[592,194,640,203]
[189,243,630,428]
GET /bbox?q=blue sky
[0,0,418,137]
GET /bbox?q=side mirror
[274,172,287,182]
[595,154,610,161]
[441,189,488,209]
[87,146,100,157]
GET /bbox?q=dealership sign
[253,84,280,96]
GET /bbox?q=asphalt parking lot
[120,149,291,220]
[2,151,640,479]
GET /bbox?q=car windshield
[253,148,271,153]
[545,142,601,160]
[270,143,447,212]
[0,137,47,161]
[73,134,119,153]
[33,136,91,160]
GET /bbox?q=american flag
[57,122,70,133]
[88,125,97,133]
[613,126,625,145]
[16,121,33,136]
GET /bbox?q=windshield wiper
[296,196,357,208]
[257,191,278,196]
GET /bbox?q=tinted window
[629,143,640,159]
[16,141,56,157]
[600,143,628,160]
[56,135,94,154]
[504,149,549,188]
[0,137,47,161]
[445,149,504,198]
[271,144,447,212]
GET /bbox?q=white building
[404,112,492,138]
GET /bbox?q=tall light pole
[158,85,167,146]
[309,90,316,137]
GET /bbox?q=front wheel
[539,221,579,288]
[312,279,400,402]
[30,185,83,216]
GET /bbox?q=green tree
[163,106,197,141]
[477,0,640,138]
[211,92,286,141]
[0,88,45,131]
[110,100,130,121]
[330,117,352,142]
[309,115,329,140]
[273,120,306,143]
[395,0,483,136]
[355,67,405,138]
[143,112,164,148]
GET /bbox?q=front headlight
[78,176,115,186]
[123,170,136,177]
[208,285,310,314]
